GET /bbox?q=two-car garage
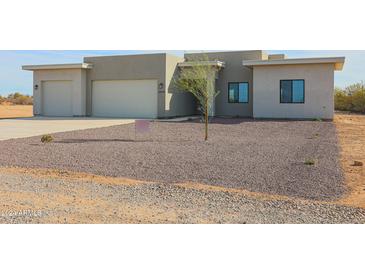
[41,79,158,118]
[23,63,159,119]
[23,54,192,119]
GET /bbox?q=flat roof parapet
[178,60,225,68]
[22,63,93,71]
[242,57,345,71]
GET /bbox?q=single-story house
[22,51,345,119]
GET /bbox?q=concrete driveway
[0,117,134,140]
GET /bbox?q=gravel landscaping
[0,119,345,201]
[0,172,363,224]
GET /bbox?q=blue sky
[0,50,363,95]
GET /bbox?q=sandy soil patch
[0,104,33,118]
[335,114,365,208]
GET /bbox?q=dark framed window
[280,80,305,103]
[228,82,249,103]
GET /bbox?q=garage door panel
[92,80,158,118]
[42,81,73,117]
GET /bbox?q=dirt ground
[0,104,33,118]
[335,114,365,208]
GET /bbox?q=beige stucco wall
[33,69,87,116]
[185,51,265,117]
[252,64,335,119]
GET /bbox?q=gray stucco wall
[252,64,335,119]
[84,53,196,118]
[84,53,166,117]
[165,54,197,117]
[185,51,265,117]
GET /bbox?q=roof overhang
[22,63,93,71]
[178,60,226,69]
[242,57,345,71]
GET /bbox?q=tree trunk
[205,97,208,141]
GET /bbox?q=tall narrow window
[280,80,304,103]
[228,82,249,103]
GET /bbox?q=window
[228,82,249,103]
[280,80,305,103]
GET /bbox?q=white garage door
[92,80,158,118]
[42,81,73,116]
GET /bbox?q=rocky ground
[0,118,344,200]
[0,169,364,224]
[0,115,363,224]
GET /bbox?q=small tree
[174,55,220,141]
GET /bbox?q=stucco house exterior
[22,51,345,120]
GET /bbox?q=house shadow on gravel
[53,138,193,144]
[54,139,147,144]
[182,117,332,125]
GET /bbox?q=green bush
[41,134,53,143]
[345,83,364,95]
[304,159,315,166]
[14,95,33,105]
[334,82,365,113]
[351,90,365,113]
[7,93,33,105]
[334,90,352,111]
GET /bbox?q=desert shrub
[351,90,365,113]
[304,159,315,166]
[345,83,364,95]
[15,95,33,105]
[334,89,352,111]
[6,92,33,105]
[0,95,4,104]
[334,82,365,113]
[41,134,53,143]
